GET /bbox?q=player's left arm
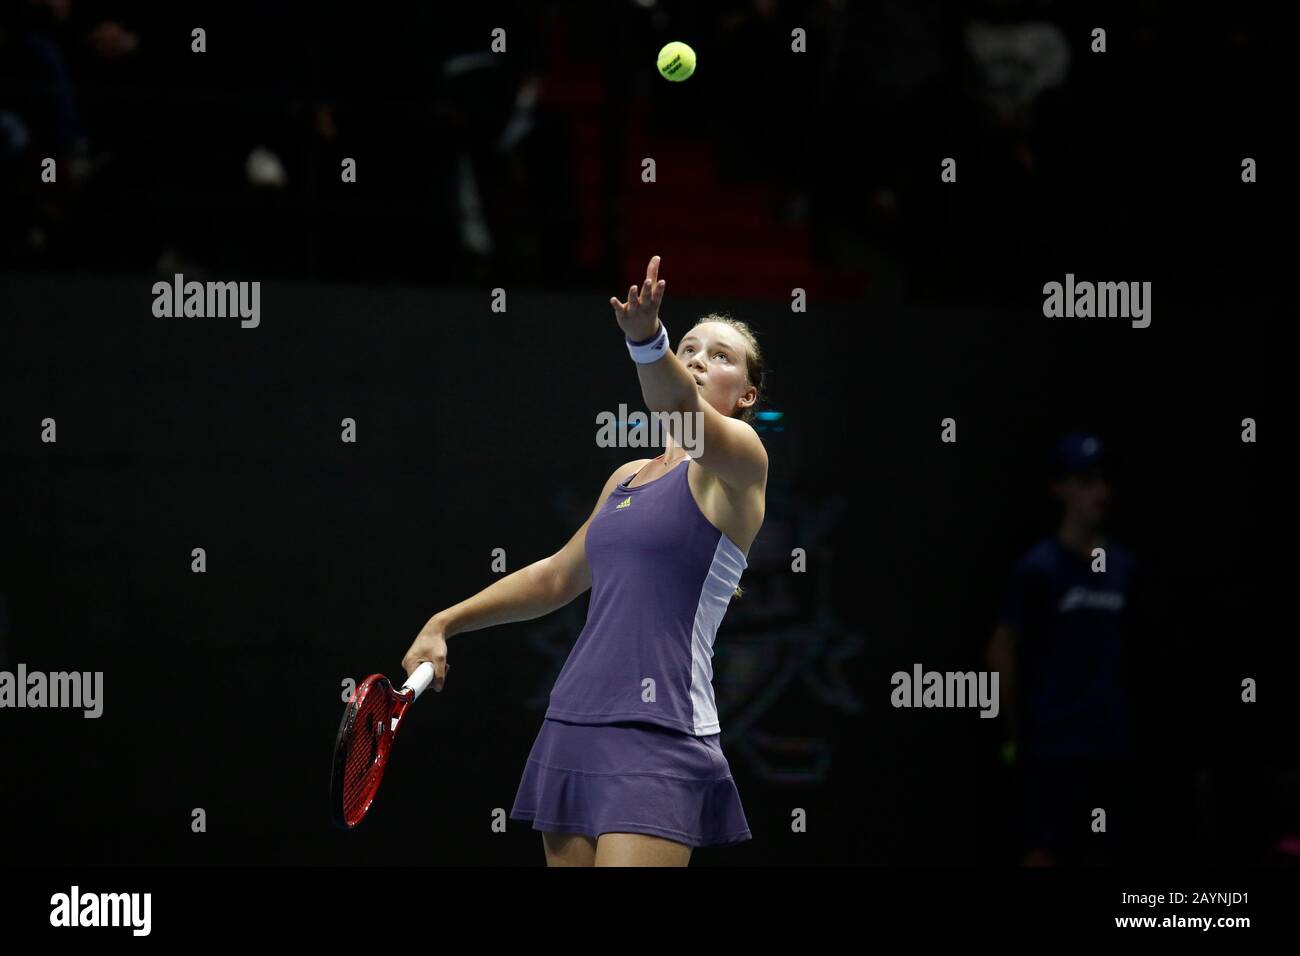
[612,254,767,490]
[633,341,767,489]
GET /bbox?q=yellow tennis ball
[657,41,696,82]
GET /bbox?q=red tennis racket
[331,661,435,829]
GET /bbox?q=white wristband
[626,320,670,364]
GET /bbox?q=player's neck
[1057,519,1103,559]
[660,441,692,468]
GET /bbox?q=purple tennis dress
[510,456,752,848]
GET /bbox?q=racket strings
[342,691,396,820]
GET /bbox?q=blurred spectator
[986,432,1141,865]
[1,0,142,260]
[0,1,1266,304]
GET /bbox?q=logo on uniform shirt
[615,497,632,510]
[1058,586,1125,613]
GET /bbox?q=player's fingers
[629,284,639,307]
[651,279,665,305]
[647,255,659,284]
[434,662,449,692]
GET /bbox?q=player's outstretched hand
[610,254,666,342]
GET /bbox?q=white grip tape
[402,661,436,700]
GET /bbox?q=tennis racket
[330,661,436,829]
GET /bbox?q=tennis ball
[1000,739,1017,766]
[657,41,696,82]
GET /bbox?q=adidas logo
[616,497,632,510]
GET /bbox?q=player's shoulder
[1017,536,1060,572]
[1015,535,1137,575]
[1100,538,1138,573]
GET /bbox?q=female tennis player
[402,254,767,866]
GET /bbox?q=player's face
[678,323,755,419]
[1055,471,1110,524]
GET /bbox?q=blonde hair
[683,314,766,601]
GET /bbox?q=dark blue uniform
[1000,535,1136,759]
[1000,535,1138,860]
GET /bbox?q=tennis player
[402,255,767,866]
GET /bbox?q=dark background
[0,0,1290,865]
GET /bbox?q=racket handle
[402,661,437,700]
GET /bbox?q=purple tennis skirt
[510,717,752,848]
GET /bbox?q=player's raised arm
[612,255,766,490]
[610,254,696,413]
